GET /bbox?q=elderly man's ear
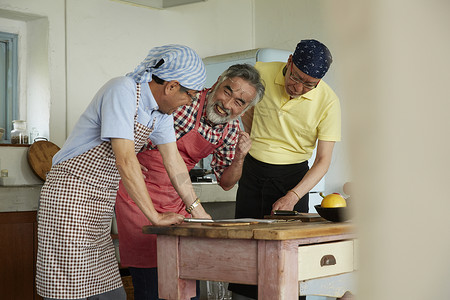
[164,80,181,95]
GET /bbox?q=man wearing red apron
[36,45,208,300]
[115,64,265,300]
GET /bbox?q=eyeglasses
[185,90,200,102]
[288,61,319,90]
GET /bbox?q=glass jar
[29,127,39,144]
[11,120,29,144]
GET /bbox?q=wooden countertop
[143,220,355,241]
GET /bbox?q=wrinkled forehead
[222,77,256,99]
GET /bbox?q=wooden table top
[143,220,355,241]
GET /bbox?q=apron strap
[134,83,141,122]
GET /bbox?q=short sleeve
[148,114,176,145]
[317,98,341,142]
[100,78,137,141]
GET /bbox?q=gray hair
[216,64,265,108]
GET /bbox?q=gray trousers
[43,286,126,300]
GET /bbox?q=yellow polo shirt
[249,61,341,165]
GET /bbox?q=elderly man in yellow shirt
[230,39,341,300]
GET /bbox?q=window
[0,32,18,141]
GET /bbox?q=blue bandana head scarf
[126,44,206,91]
[292,39,332,79]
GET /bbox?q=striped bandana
[292,39,332,79]
[126,44,206,91]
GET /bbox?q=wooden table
[143,220,356,300]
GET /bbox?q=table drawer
[298,240,354,281]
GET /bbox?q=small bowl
[314,205,351,222]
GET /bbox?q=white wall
[328,0,450,299]
[65,0,256,136]
[26,17,51,139]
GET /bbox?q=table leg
[157,235,196,300]
[257,240,299,299]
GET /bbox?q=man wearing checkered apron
[36,45,209,300]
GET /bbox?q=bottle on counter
[29,127,39,144]
[0,169,13,186]
[11,120,29,144]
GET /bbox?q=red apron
[116,90,228,268]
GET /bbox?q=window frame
[0,31,18,141]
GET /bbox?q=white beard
[205,93,236,124]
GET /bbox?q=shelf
[0,143,30,147]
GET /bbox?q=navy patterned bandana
[292,39,332,79]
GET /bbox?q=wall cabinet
[0,211,42,300]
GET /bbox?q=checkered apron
[36,83,151,299]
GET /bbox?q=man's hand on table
[191,204,212,219]
[153,212,185,226]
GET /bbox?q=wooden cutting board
[265,213,325,222]
[27,140,60,181]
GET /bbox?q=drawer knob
[320,254,336,266]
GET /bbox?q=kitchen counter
[0,144,43,186]
[0,184,42,212]
[0,144,45,212]
[0,182,236,213]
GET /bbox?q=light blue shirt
[52,77,175,165]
